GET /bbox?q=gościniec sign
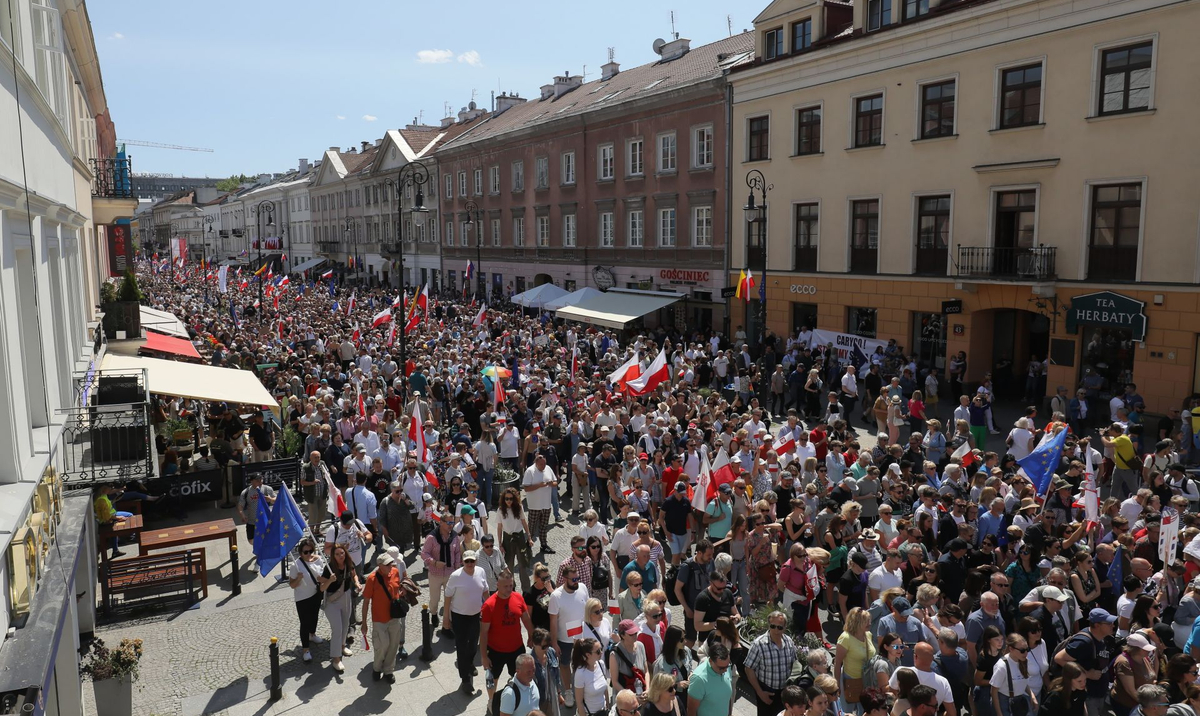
[1065,291,1147,341]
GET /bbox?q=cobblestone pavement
[85,487,761,716]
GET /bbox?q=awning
[219,258,247,266]
[101,354,278,413]
[140,330,201,360]
[291,257,328,274]
[555,289,685,329]
[139,306,188,338]
[511,283,568,309]
[543,287,605,311]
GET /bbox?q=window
[0,0,20,54]
[867,0,891,31]
[535,157,549,189]
[920,80,956,138]
[474,169,483,195]
[30,0,69,131]
[459,172,467,197]
[764,28,784,59]
[599,144,615,180]
[513,217,525,246]
[489,166,500,194]
[658,133,677,172]
[460,221,471,247]
[355,189,360,206]
[903,0,928,21]
[658,208,677,247]
[599,212,615,247]
[794,203,819,271]
[917,196,951,248]
[748,116,770,161]
[1099,42,1153,115]
[854,94,884,147]
[491,218,501,246]
[791,19,812,52]
[1089,183,1141,281]
[561,152,576,185]
[628,210,644,247]
[563,214,577,247]
[627,139,644,176]
[694,126,714,168]
[851,200,880,250]
[999,63,1043,128]
[512,161,525,192]
[849,307,878,338]
[445,221,454,247]
[692,207,713,247]
[796,106,821,155]
[536,216,550,247]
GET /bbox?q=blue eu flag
[1017,428,1068,497]
[252,487,269,556]
[1107,545,1124,596]
[253,483,308,577]
[850,343,869,370]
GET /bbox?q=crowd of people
[129,260,1200,716]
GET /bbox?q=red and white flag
[345,291,356,317]
[707,450,738,502]
[350,325,361,344]
[392,294,403,309]
[409,400,427,461]
[626,348,669,396]
[404,310,420,334]
[607,352,641,391]
[570,346,578,386]
[423,447,440,489]
[277,319,285,340]
[407,284,428,322]
[277,276,289,287]
[949,440,977,468]
[494,376,506,407]
[771,432,796,455]
[320,269,333,279]
[358,392,366,418]
[608,598,621,616]
[387,322,397,347]
[566,621,583,638]
[691,452,712,511]
[325,473,348,518]
[472,304,487,328]
[1083,449,1099,529]
[1161,507,1180,567]
[371,308,392,328]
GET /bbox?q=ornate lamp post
[383,160,430,401]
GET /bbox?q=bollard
[230,545,242,596]
[420,604,433,662]
[269,637,283,701]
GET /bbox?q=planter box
[92,676,133,716]
[102,301,141,339]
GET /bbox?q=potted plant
[80,637,143,716]
[101,271,143,338]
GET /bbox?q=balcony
[849,247,878,274]
[316,240,341,254]
[90,157,139,225]
[56,367,156,487]
[1086,246,1137,282]
[443,245,725,267]
[954,245,1056,280]
[914,246,949,276]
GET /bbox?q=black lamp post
[743,169,772,392]
[254,200,274,323]
[344,218,358,286]
[383,160,430,401]
[463,199,483,299]
[203,215,215,304]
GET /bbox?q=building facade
[730,0,1200,413]
[434,34,751,329]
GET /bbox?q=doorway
[990,309,1049,399]
[1081,327,1135,408]
[533,273,553,287]
[792,303,818,336]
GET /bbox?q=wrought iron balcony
[954,245,1056,280]
[316,240,341,254]
[56,367,155,486]
[90,157,134,199]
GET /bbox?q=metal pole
[268,637,283,701]
[476,214,483,300]
[230,544,242,596]
[257,209,264,323]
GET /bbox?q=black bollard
[420,605,433,662]
[269,637,282,701]
[230,545,242,596]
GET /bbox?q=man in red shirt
[662,454,685,494]
[479,569,533,704]
[810,418,829,461]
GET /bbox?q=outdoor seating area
[102,549,207,613]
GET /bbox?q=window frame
[914,192,953,251]
[489,165,500,194]
[847,196,882,273]
[628,209,644,248]
[491,218,501,247]
[791,18,812,53]
[692,125,714,168]
[993,58,1047,130]
[793,201,820,249]
[561,151,576,186]
[513,216,525,246]
[626,138,645,177]
[794,103,823,156]
[764,27,785,60]
[747,114,771,162]
[599,211,615,248]
[917,76,958,140]
[657,132,677,173]
[851,92,885,149]
[692,206,713,248]
[511,161,525,192]
[563,213,577,247]
[535,156,549,190]
[985,183,1041,252]
[866,0,891,32]
[599,143,615,181]
[658,207,677,248]
[473,169,482,195]
[1092,37,1157,117]
[1084,177,1147,280]
[536,215,551,247]
[445,220,454,247]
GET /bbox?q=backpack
[664,564,681,605]
[592,559,612,591]
[489,679,520,716]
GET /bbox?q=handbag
[842,635,868,703]
[756,562,777,581]
[377,572,410,620]
[1005,657,1030,716]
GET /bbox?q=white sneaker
[310,635,327,644]
[343,647,354,657]
[564,692,575,708]
[332,660,345,673]
[302,651,312,663]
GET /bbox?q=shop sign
[720,286,737,299]
[659,269,709,284]
[106,224,133,277]
[942,299,963,315]
[953,324,965,336]
[593,266,615,290]
[789,284,818,295]
[1065,291,1147,341]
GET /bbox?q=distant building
[130,173,220,202]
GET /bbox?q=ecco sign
[789,284,818,295]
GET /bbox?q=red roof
[141,330,201,360]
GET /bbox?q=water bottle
[634,679,644,697]
[485,668,496,692]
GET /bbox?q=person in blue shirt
[976,498,1007,547]
[620,545,659,591]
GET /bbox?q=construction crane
[117,139,214,153]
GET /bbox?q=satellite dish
[652,38,666,55]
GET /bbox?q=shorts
[487,647,524,679]
[245,523,256,540]
[558,640,575,665]
[684,614,698,642]
[668,531,690,556]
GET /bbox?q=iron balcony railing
[90,157,134,199]
[954,246,1057,280]
[57,368,155,486]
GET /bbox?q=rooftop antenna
[582,64,589,80]
[417,110,424,125]
[471,89,478,104]
[444,101,452,117]
[608,47,616,63]
[670,10,679,40]
[727,14,733,36]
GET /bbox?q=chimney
[375,138,383,146]
[540,84,554,100]
[660,37,691,61]
[553,71,583,98]
[298,158,310,173]
[360,141,370,152]
[347,146,357,154]
[257,173,270,184]
[494,91,527,115]
[601,61,620,80]
[441,115,455,129]
[328,146,339,152]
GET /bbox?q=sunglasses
[629,582,643,587]
[769,625,786,631]
[301,550,314,555]
[638,530,650,535]
[591,609,602,615]
[1013,647,1028,653]
[647,612,661,619]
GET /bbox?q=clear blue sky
[90,0,750,178]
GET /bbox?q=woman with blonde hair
[801,456,821,489]
[922,419,946,466]
[582,597,613,650]
[834,607,877,715]
[840,501,864,546]
[643,672,682,716]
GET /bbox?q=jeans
[108,511,134,552]
[972,686,995,716]
[296,592,322,649]
[732,558,748,605]
[550,481,561,520]
[451,612,482,680]
[478,469,495,508]
[596,480,611,524]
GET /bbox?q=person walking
[377,480,414,557]
[361,552,408,684]
[481,569,534,707]
[300,451,330,530]
[744,610,798,716]
[688,642,736,716]
[320,543,360,673]
[287,537,328,664]
[235,473,276,544]
[523,453,558,555]
[422,515,463,630]
[446,550,490,694]
[497,487,535,592]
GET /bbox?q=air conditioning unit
[7,527,40,619]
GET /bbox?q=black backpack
[489,679,520,716]
[592,559,612,591]
[664,563,681,605]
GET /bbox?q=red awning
[140,330,201,360]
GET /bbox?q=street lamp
[203,216,215,304]
[254,200,275,323]
[463,199,483,299]
[344,218,358,286]
[383,160,430,402]
[743,169,772,392]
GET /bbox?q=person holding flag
[237,472,277,545]
[1016,424,1069,499]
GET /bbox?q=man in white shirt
[353,424,380,456]
[840,365,859,417]
[888,643,957,716]
[445,550,490,694]
[498,419,521,470]
[570,443,593,514]
[548,563,590,708]
[522,453,558,554]
[610,513,642,572]
[869,548,905,601]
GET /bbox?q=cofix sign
[659,269,709,285]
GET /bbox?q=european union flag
[329,280,336,298]
[252,487,269,556]
[1017,428,1068,497]
[1107,544,1124,596]
[850,343,869,371]
[253,482,308,577]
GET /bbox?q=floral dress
[747,529,775,604]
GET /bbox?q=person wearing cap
[446,548,490,693]
[609,619,650,695]
[360,552,407,683]
[235,472,277,543]
[704,484,735,541]
[1111,631,1159,715]
[837,551,871,622]
[591,442,619,524]
[421,515,463,630]
[875,596,937,668]
[1055,607,1119,716]
[660,480,695,566]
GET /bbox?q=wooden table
[105,513,144,538]
[139,518,237,557]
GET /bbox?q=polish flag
[387,322,397,347]
[949,441,977,468]
[570,346,578,386]
[325,473,348,519]
[707,450,738,502]
[277,276,289,287]
[350,325,361,344]
[273,292,279,310]
[423,447,440,489]
[392,295,403,309]
[692,452,712,511]
[239,279,249,291]
[408,284,429,322]
[404,310,421,334]
[566,621,583,638]
[252,299,260,308]
[772,433,796,455]
[277,319,286,340]
[320,269,333,279]
[371,308,392,328]
[358,392,366,418]
[494,377,506,407]
[281,253,288,263]
[409,400,427,462]
[626,348,669,396]
[345,291,356,316]
[607,352,641,391]
[472,304,487,328]
[608,598,621,616]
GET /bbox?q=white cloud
[363,115,377,122]
[457,50,482,67]
[336,115,346,120]
[108,32,124,40]
[416,49,454,64]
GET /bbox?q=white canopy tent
[100,354,279,415]
[543,287,605,311]
[511,283,569,309]
[554,289,685,329]
[139,306,188,338]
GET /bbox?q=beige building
[730,0,1200,413]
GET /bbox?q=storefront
[741,271,1198,413]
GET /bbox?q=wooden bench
[102,548,208,613]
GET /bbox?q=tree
[215,174,255,192]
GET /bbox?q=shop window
[848,307,877,338]
[912,312,947,371]
[792,303,818,336]
[1081,327,1136,408]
